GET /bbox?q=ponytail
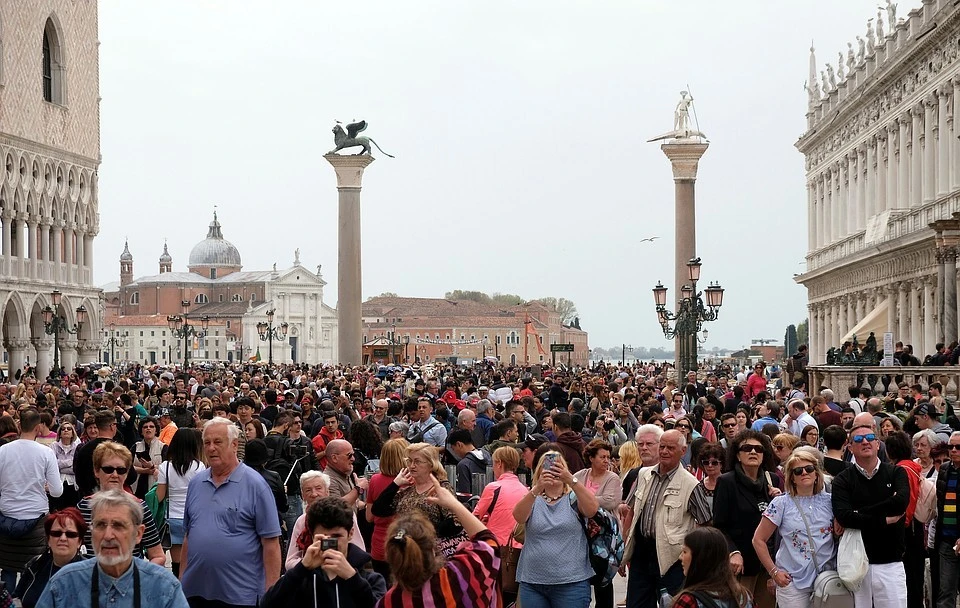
[385,513,439,589]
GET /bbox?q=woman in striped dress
[378,475,501,608]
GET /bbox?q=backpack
[907,467,937,524]
[407,419,441,444]
[570,493,624,587]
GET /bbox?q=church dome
[188,212,241,268]
[119,240,133,262]
[159,242,172,264]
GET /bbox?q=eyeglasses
[343,452,356,459]
[48,530,80,539]
[292,419,302,424]
[791,464,817,476]
[676,424,691,430]
[851,434,877,444]
[703,459,721,467]
[949,445,960,451]
[738,444,764,454]
[722,422,737,428]
[99,466,128,475]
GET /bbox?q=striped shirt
[378,529,501,608]
[943,468,960,540]
[77,494,162,559]
[636,465,712,539]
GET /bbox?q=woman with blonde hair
[618,441,641,483]
[771,433,801,469]
[512,449,599,608]
[752,449,834,608]
[366,438,408,579]
[380,476,500,608]
[371,442,468,558]
[474,446,528,545]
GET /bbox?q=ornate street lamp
[102,323,128,366]
[652,257,725,374]
[256,308,288,365]
[167,300,208,367]
[42,289,86,379]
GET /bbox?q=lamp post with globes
[167,300,209,368]
[256,308,288,365]
[42,290,87,379]
[102,323,128,366]
[653,257,724,375]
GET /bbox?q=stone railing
[808,365,960,399]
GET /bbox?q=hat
[160,372,175,381]
[478,386,489,391]
[442,390,459,405]
[244,439,269,467]
[916,402,939,418]
[284,389,297,399]
[301,395,314,405]
[158,408,171,417]
[524,433,548,452]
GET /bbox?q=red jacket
[896,459,921,526]
[311,427,343,470]
[746,373,767,401]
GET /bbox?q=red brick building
[361,297,588,367]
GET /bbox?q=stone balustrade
[808,365,960,399]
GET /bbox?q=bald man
[365,399,394,440]
[323,439,368,507]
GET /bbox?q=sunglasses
[722,422,737,428]
[99,466,129,475]
[738,444,764,454]
[791,464,817,476]
[949,445,960,451]
[703,459,722,467]
[49,530,80,539]
[851,434,877,444]
[676,424,691,430]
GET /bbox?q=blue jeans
[283,495,303,542]
[626,537,685,608]
[518,579,592,608]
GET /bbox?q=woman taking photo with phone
[512,450,599,608]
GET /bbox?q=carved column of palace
[953,77,960,191]
[937,243,947,343]
[65,222,76,284]
[939,87,951,198]
[856,292,866,324]
[5,339,28,378]
[836,162,848,237]
[817,304,827,364]
[886,123,898,211]
[33,338,52,382]
[912,104,924,206]
[846,152,857,234]
[858,145,868,226]
[808,182,817,250]
[83,234,94,284]
[925,276,937,354]
[865,137,877,219]
[40,217,50,267]
[847,294,857,336]
[823,300,832,350]
[817,174,826,249]
[944,239,960,343]
[837,295,848,341]
[76,225,86,284]
[325,153,375,366]
[899,115,910,208]
[52,219,63,283]
[825,169,835,245]
[1,210,11,277]
[886,285,898,336]
[60,340,78,372]
[911,281,922,348]
[925,96,937,204]
[898,282,909,342]
[876,131,888,213]
[808,304,817,363]
[26,215,37,280]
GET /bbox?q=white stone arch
[67,166,78,203]
[2,292,29,341]
[42,14,67,104]
[77,296,99,340]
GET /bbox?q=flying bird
[639,236,660,243]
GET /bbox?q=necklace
[540,491,563,503]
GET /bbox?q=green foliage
[784,324,798,356]
[444,290,493,303]
[535,297,579,324]
[796,319,808,347]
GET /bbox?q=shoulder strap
[789,495,821,573]
[685,590,723,608]
[486,486,502,515]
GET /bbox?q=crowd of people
[0,352,955,607]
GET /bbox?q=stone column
[823,169,833,245]
[837,295,849,342]
[937,244,947,343]
[64,223,75,284]
[83,234,93,284]
[910,282,922,348]
[1,211,11,277]
[943,241,959,342]
[857,145,868,226]
[838,162,848,237]
[887,286,898,335]
[899,115,910,208]
[886,123,898,211]
[60,340,78,372]
[324,153,376,365]
[658,140,709,373]
[808,304,818,364]
[865,137,877,219]
[807,182,816,251]
[40,218,50,263]
[26,216,37,280]
[76,225,85,283]
[939,87,951,198]
[815,176,824,249]
[52,220,62,283]
[876,131,887,213]
[924,276,937,354]
[953,77,960,191]
[847,152,857,232]
[925,96,937,204]
[33,338,52,382]
[912,104,924,206]
[847,295,857,335]
[898,282,909,342]
[856,293,866,322]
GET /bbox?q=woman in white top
[133,416,167,498]
[156,427,205,579]
[49,419,81,511]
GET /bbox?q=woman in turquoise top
[752,450,836,608]
[512,448,599,608]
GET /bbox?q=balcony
[808,365,960,398]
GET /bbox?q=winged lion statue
[329,120,395,158]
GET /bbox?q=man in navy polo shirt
[180,417,281,608]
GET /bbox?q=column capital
[324,153,375,189]
[939,86,952,99]
[899,113,912,125]
[659,142,710,181]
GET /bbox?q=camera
[603,420,615,431]
[321,538,339,552]
[287,443,309,459]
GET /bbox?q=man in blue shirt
[180,417,282,607]
[36,489,188,608]
[750,401,780,432]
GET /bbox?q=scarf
[733,462,768,497]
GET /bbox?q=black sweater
[712,470,781,577]
[260,544,386,608]
[832,461,910,564]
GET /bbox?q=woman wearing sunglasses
[76,441,166,566]
[752,450,834,608]
[713,430,782,608]
[13,508,86,608]
[695,442,726,517]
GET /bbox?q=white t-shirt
[157,460,206,519]
[0,439,62,518]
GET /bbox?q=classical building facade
[361,297,589,367]
[103,212,338,365]
[0,2,103,378]
[797,1,960,363]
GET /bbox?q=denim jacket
[36,559,188,608]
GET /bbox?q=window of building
[139,340,143,347]
[232,294,242,302]
[226,320,231,329]
[209,268,217,279]
[445,334,450,340]
[194,294,209,304]
[130,292,139,305]
[250,293,256,302]
[496,335,501,345]
[162,340,165,347]
[139,351,143,359]
[435,334,440,341]
[218,294,224,302]
[139,331,143,337]
[42,18,65,104]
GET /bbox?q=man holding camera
[264,412,316,541]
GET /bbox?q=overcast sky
[95,1,912,351]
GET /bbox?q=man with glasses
[832,424,909,607]
[664,393,686,421]
[933,431,960,608]
[323,439,367,508]
[407,398,446,453]
[365,399,394,440]
[73,410,134,497]
[719,414,739,449]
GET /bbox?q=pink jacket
[472,472,527,547]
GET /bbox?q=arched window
[231,294,242,302]
[42,18,65,104]
[194,294,209,304]
[130,292,139,305]
[250,293,256,302]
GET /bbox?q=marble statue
[821,70,830,94]
[876,9,885,40]
[294,248,300,265]
[857,36,866,63]
[329,120,395,157]
[847,43,856,73]
[317,264,322,276]
[826,64,836,90]
[885,0,897,31]
[866,20,875,54]
[647,90,708,142]
[838,52,845,81]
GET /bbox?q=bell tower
[159,241,172,274]
[120,240,134,286]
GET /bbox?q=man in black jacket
[832,424,910,608]
[260,497,385,608]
